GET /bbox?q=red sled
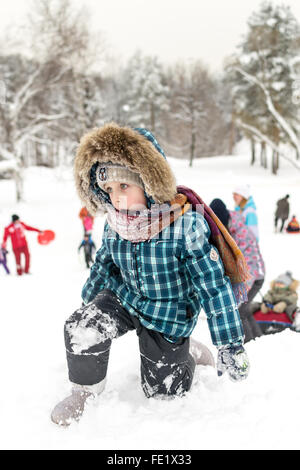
[37,230,55,245]
[253,310,294,335]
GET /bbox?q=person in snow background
[0,245,10,274]
[79,207,94,236]
[261,271,299,320]
[2,215,42,275]
[286,215,300,233]
[233,185,259,241]
[210,198,264,343]
[51,123,250,427]
[275,195,290,233]
[78,233,96,268]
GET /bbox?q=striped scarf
[106,193,190,243]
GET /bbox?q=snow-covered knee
[64,304,119,354]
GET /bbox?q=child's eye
[120,183,128,190]
[106,186,112,193]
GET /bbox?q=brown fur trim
[290,280,299,292]
[74,122,177,215]
[270,279,299,291]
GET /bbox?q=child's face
[274,281,287,289]
[233,193,243,206]
[103,181,147,211]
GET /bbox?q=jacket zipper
[133,242,141,291]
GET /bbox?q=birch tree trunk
[251,138,256,165]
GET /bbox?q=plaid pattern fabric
[82,210,244,346]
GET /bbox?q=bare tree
[26,0,105,72]
[0,0,106,200]
[0,56,70,200]
[235,66,300,174]
[165,61,227,165]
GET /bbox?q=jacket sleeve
[181,211,244,347]
[81,222,119,304]
[244,211,259,240]
[263,290,273,303]
[285,290,298,305]
[21,222,41,233]
[2,227,9,246]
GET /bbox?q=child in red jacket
[2,214,42,275]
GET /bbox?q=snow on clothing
[228,211,265,291]
[74,124,173,216]
[76,123,244,347]
[235,196,259,241]
[65,288,195,397]
[2,221,40,275]
[62,123,246,400]
[0,247,9,274]
[82,212,244,346]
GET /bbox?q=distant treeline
[1,0,300,201]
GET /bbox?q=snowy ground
[1,145,300,450]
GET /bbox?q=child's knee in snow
[64,305,119,354]
[141,363,192,399]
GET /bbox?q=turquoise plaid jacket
[82,208,244,347]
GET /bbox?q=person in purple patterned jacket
[210,199,265,343]
[0,246,10,274]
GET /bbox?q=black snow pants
[239,278,264,343]
[64,289,196,398]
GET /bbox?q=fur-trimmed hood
[270,278,299,292]
[74,122,177,215]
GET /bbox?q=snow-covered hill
[1,149,300,450]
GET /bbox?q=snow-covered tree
[0,54,71,199]
[121,51,169,133]
[0,0,106,199]
[226,1,300,173]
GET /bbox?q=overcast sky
[1,0,300,72]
